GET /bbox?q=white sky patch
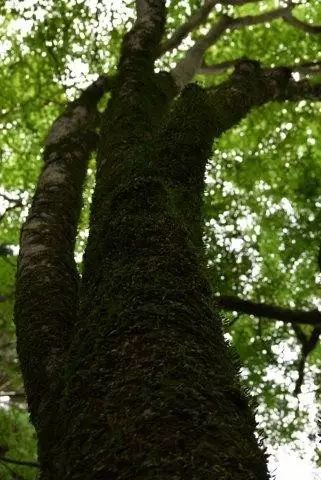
[270,447,321,480]
[0,39,11,57]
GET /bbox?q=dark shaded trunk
[14,78,108,477]
[50,13,269,480]
[14,3,277,478]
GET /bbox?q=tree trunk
[51,11,268,480]
[14,3,272,479]
[59,113,268,476]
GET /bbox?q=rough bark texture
[14,77,108,477]
[51,6,269,480]
[13,4,287,479]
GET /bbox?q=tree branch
[158,0,263,55]
[122,0,166,65]
[283,11,321,34]
[172,6,293,88]
[199,58,242,75]
[0,456,39,468]
[172,15,232,88]
[0,391,25,399]
[199,58,321,77]
[158,0,219,55]
[230,5,294,29]
[201,60,321,140]
[216,294,321,326]
[14,75,110,427]
[292,325,320,395]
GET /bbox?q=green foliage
[0,408,37,480]
[0,0,321,474]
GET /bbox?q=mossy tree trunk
[17,2,319,478]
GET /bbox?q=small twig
[293,325,320,395]
[158,0,219,55]
[0,392,25,399]
[0,456,39,468]
[0,202,23,223]
[0,193,22,203]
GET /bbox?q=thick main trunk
[58,139,267,479]
[60,173,268,479]
[54,46,269,480]
[14,4,273,478]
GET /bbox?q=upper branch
[158,0,262,55]
[172,15,232,89]
[283,11,321,34]
[158,0,219,55]
[0,456,39,469]
[14,76,109,425]
[172,6,293,88]
[199,59,321,76]
[202,60,321,139]
[216,294,321,326]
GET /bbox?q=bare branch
[216,295,321,326]
[172,6,293,88]
[283,11,321,34]
[0,192,23,203]
[159,0,262,55]
[0,391,25,398]
[230,5,294,28]
[199,58,321,76]
[226,0,261,4]
[172,15,232,88]
[293,326,320,395]
[199,59,242,75]
[158,0,218,55]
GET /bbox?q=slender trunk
[14,78,108,477]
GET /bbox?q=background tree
[0,0,320,478]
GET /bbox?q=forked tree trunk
[16,2,310,478]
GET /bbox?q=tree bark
[14,77,108,477]
[51,5,269,480]
[13,3,287,479]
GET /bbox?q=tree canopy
[0,0,321,477]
